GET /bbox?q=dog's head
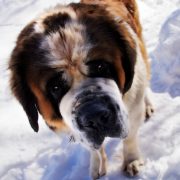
[9,3,136,149]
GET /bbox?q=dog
[9,0,154,179]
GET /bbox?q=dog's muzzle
[72,85,128,148]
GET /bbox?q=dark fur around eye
[47,72,69,100]
[46,72,70,116]
[87,60,118,81]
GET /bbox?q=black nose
[76,102,113,131]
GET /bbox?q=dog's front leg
[123,135,144,176]
[123,99,145,176]
[90,146,107,180]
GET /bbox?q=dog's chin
[91,140,104,150]
[92,143,102,150]
[84,125,128,150]
[86,133,105,150]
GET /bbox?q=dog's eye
[87,60,114,78]
[51,83,61,94]
[47,73,69,101]
[49,79,63,98]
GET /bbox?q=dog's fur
[9,0,154,179]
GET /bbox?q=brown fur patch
[43,12,71,34]
[114,53,126,90]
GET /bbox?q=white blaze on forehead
[41,21,91,68]
[34,5,77,33]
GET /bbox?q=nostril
[103,111,110,119]
[86,119,96,128]
[76,116,96,130]
[100,111,111,123]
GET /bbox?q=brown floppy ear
[118,31,136,93]
[105,3,137,93]
[11,67,39,132]
[9,22,39,132]
[9,68,39,132]
[105,0,144,93]
[110,19,136,93]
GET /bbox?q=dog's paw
[90,163,107,180]
[145,104,154,120]
[99,162,107,178]
[123,159,144,177]
[145,88,155,120]
[91,171,106,180]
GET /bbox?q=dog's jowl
[9,0,154,179]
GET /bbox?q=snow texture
[151,9,180,97]
[0,0,180,180]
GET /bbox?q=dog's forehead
[41,22,90,69]
[33,4,95,70]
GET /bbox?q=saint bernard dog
[9,0,154,179]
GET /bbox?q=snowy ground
[0,0,180,180]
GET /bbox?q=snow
[151,9,180,97]
[0,0,180,179]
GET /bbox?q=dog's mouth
[72,90,128,149]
